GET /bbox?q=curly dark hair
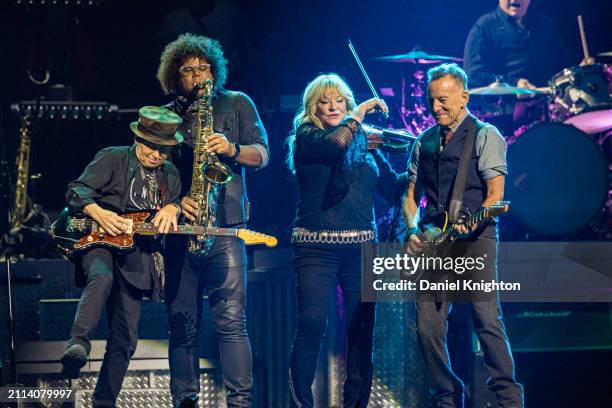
[157,33,228,95]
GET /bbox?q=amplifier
[503,302,612,352]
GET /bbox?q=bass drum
[506,123,609,236]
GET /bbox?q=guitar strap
[448,116,484,223]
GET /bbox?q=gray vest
[418,115,487,219]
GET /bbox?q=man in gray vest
[402,63,523,407]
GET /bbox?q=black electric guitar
[51,207,278,257]
[407,201,510,255]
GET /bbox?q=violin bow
[347,39,389,119]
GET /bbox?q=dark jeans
[416,237,524,408]
[289,243,375,408]
[165,236,252,408]
[68,248,144,408]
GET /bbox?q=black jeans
[165,236,252,408]
[68,248,144,408]
[415,237,524,408]
[289,243,375,408]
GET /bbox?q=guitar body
[407,201,510,256]
[51,208,152,257]
[419,211,449,236]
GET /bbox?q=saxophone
[10,117,31,231]
[188,80,233,256]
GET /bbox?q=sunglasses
[135,136,174,155]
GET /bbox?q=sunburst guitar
[51,207,278,257]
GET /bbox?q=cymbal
[598,51,612,57]
[375,49,463,64]
[469,81,549,95]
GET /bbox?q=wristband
[230,143,241,160]
[406,226,420,237]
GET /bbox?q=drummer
[463,0,571,90]
[463,0,576,134]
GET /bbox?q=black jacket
[66,145,181,291]
[67,145,181,214]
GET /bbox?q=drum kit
[371,46,612,238]
[501,61,612,238]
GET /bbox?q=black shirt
[66,145,181,295]
[126,165,163,212]
[293,120,407,232]
[67,145,181,215]
[463,6,570,87]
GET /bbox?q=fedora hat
[130,106,184,145]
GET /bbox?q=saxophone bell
[200,161,233,184]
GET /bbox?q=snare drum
[550,64,612,134]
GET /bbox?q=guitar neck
[69,218,239,237]
[133,223,238,237]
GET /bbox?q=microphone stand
[1,69,49,387]
[0,79,22,389]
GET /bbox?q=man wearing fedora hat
[60,106,183,407]
[157,34,269,408]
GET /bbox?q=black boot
[60,344,88,379]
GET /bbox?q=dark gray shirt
[166,90,269,226]
[463,6,569,87]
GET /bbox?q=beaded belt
[291,227,376,244]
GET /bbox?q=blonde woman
[286,73,406,407]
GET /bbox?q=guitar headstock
[237,229,278,247]
[484,201,510,217]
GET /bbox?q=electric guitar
[51,208,278,257]
[407,201,510,255]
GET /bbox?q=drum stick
[577,15,590,61]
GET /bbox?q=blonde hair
[285,73,357,173]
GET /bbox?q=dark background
[0,1,611,406]
[1,0,610,243]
